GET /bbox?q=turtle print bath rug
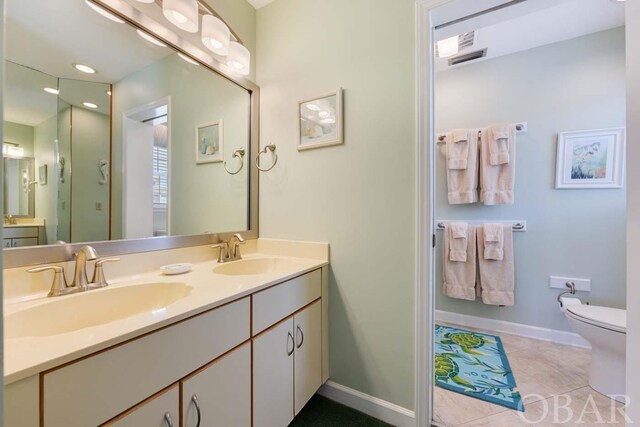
[435,324,524,411]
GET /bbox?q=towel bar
[436,122,527,143]
[436,220,527,232]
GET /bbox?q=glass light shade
[436,35,459,58]
[135,0,155,3]
[226,42,250,76]
[201,15,230,56]
[163,0,199,33]
[85,1,125,23]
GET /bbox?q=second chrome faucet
[211,233,246,263]
[28,245,120,297]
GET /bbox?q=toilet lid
[566,305,626,333]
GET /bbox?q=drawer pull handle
[287,331,295,356]
[192,395,202,427]
[164,412,174,427]
[296,325,304,348]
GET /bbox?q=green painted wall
[257,0,416,410]
[3,122,34,157]
[435,28,627,331]
[111,54,250,238]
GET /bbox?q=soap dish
[160,263,193,275]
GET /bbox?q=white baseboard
[436,310,591,348]
[317,380,416,427]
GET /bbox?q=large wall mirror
[3,0,258,264]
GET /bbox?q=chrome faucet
[27,246,120,297]
[72,245,98,290]
[211,234,246,263]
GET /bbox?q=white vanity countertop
[3,239,329,385]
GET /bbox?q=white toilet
[560,297,627,403]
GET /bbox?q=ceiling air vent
[448,48,487,66]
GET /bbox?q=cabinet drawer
[104,385,179,427]
[42,297,250,427]
[252,269,321,335]
[4,227,38,238]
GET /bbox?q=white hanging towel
[477,224,514,306]
[443,223,477,301]
[479,124,516,205]
[483,223,504,261]
[446,129,478,205]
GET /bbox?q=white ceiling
[4,0,175,126]
[246,0,275,9]
[434,0,625,71]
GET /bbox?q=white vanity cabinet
[105,386,179,427]
[252,270,324,427]
[4,266,328,427]
[181,342,252,427]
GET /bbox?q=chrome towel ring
[224,148,246,175]
[256,144,278,172]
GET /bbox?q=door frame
[122,97,172,238]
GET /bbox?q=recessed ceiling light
[136,29,167,47]
[306,104,321,111]
[74,63,96,74]
[106,90,112,96]
[84,0,125,24]
[44,87,59,95]
[320,118,336,124]
[318,111,330,119]
[436,35,459,58]
[177,52,199,65]
[83,102,99,109]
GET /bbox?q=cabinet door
[253,318,295,427]
[182,342,251,427]
[105,385,178,427]
[12,237,38,247]
[294,301,323,414]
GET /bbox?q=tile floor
[433,323,628,427]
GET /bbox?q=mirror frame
[3,0,259,268]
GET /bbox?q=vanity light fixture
[74,63,96,74]
[436,35,459,58]
[134,0,154,3]
[83,102,99,109]
[163,0,199,33]
[136,29,168,47]
[320,118,336,124]
[306,104,320,111]
[226,41,250,76]
[318,111,330,119]
[177,52,199,65]
[84,0,125,24]
[44,87,60,95]
[201,15,230,56]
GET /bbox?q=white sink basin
[5,282,192,339]
[213,257,301,276]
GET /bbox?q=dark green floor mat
[290,395,393,426]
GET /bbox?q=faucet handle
[27,265,70,297]
[211,242,229,263]
[91,257,120,288]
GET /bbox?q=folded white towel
[447,130,470,170]
[443,224,477,301]
[479,124,516,205]
[483,223,504,260]
[488,125,512,165]
[446,130,479,205]
[449,222,468,262]
[477,225,514,306]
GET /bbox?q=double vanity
[4,239,329,426]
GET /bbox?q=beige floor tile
[460,387,628,427]
[434,324,600,426]
[433,386,510,427]
[507,344,591,404]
